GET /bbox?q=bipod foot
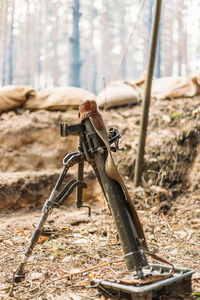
[14,273,24,283]
[13,263,25,283]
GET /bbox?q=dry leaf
[88,272,97,280]
[17,230,26,236]
[192,224,199,229]
[109,240,119,245]
[39,236,48,244]
[61,226,72,233]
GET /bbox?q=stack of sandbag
[24,86,96,111]
[96,72,200,109]
[0,85,35,113]
[96,78,145,109]
[96,72,147,109]
[152,73,200,99]
[1,73,200,113]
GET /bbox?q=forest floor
[0,96,200,299]
[0,196,199,300]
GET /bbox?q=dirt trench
[0,97,200,210]
[0,109,101,210]
[0,97,200,299]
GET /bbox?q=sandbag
[24,86,96,111]
[96,80,142,109]
[0,85,35,113]
[97,72,200,109]
[152,74,200,99]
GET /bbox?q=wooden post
[134,0,162,187]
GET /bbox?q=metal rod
[134,0,162,187]
[76,160,84,208]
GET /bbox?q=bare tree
[69,0,82,87]
[119,0,126,79]
[155,23,162,78]
[101,0,110,83]
[8,0,15,84]
[177,0,183,76]
[25,0,35,86]
[1,0,8,85]
[53,0,59,86]
[86,0,96,92]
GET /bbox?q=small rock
[31,272,43,280]
[162,115,171,123]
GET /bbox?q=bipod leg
[55,179,87,208]
[14,150,85,282]
[14,165,68,282]
[54,179,77,205]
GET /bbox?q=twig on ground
[7,274,14,297]
[51,258,124,283]
[108,266,119,277]
[0,287,10,292]
[162,214,173,232]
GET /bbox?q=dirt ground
[0,96,200,299]
[0,197,199,300]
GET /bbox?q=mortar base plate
[91,264,195,300]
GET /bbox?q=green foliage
[170,111,183,120]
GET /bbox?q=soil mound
[0,96,200,210]
[0,109,100,209]
[0,109,78,172]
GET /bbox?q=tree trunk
[119,0,126,79]
[8,0,15,84]
[184,31,188,75]
[1,0,8,85]
[53,1,59,86]
[143,0,154,72]
[155,24,162,78]
[34,1,42,89]
[154,1,162,78]
[101,0,110,83]
[161,2,174,76]
[87,0,96,93]
[167,13,173,76]
[29,14,35,87]
[148,0,154,41]
[39,0,49,88]
[69,0,82,87]
[25,0,30,84]
[177,0,183,76]
[65,1,70,86]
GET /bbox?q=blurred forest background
[0,0,199,93]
